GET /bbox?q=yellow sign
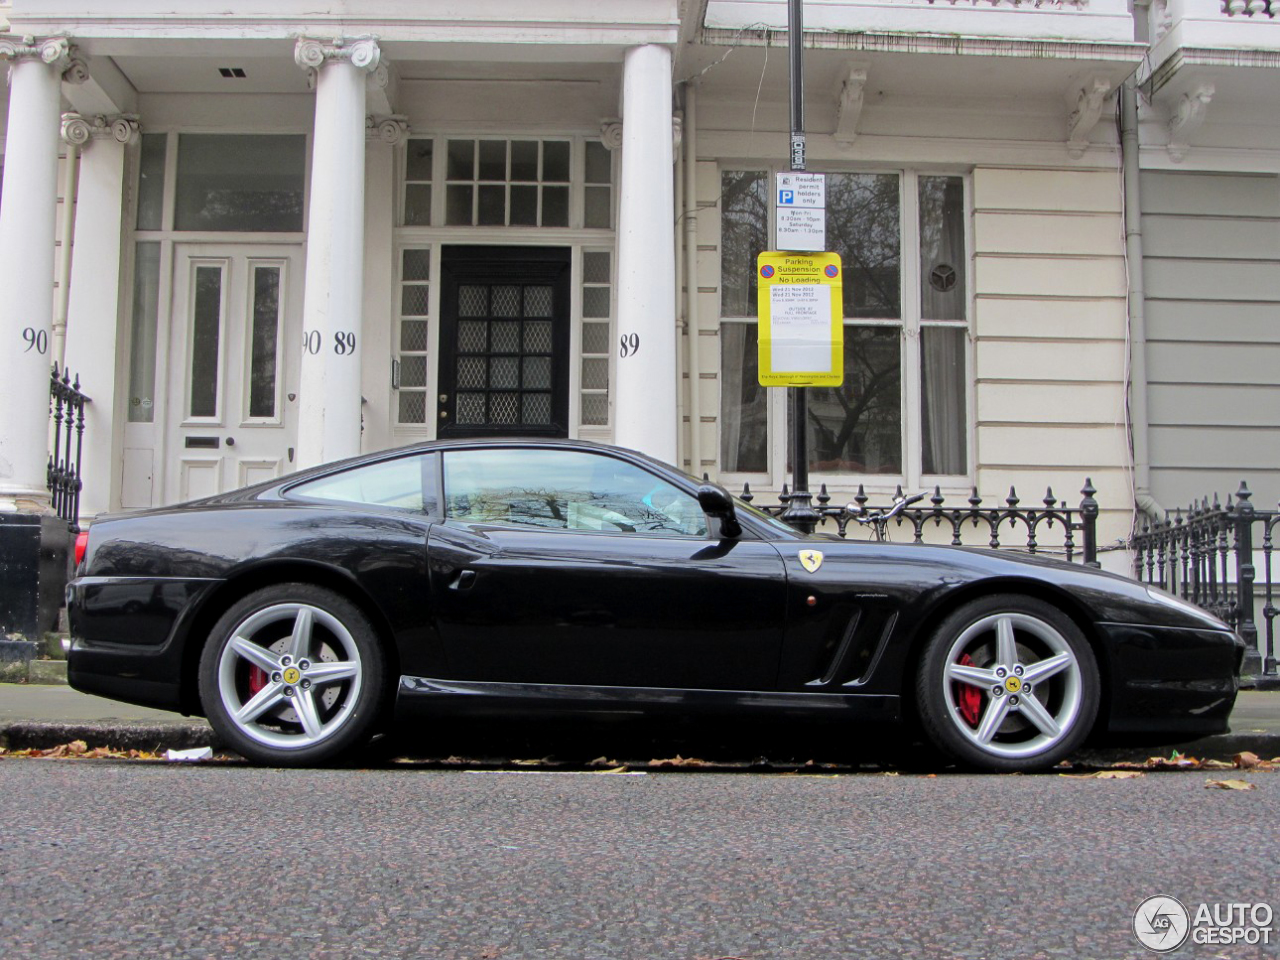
[756,251,844,387]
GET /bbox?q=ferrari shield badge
[798,549,824,573]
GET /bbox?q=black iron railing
[742,479,1100,566]
[47,363,90,527]
[1131,484,1275,680]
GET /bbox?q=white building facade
[0,0,1277,567]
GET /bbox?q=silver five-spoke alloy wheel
[217,602,363,749]
[942,612,1081,759]
[199,583,385,765]
[916,594,1099,771]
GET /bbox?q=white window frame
[717,165,975,498]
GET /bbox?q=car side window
[443,449,708,538]
[288,454,436,514]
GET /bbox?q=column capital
[0,36,72,69]
[366,115,409,145]
[61,112,140,147]
[600,120,623,151]
[294,37,381,88]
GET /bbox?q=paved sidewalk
[2,683,1278,762]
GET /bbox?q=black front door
[438,246,571,439]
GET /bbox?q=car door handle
[450,570,477,590]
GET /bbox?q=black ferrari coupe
[67,439,1244,770]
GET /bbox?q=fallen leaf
[1061,770,1144,779]
[1234,751,1262,769]
[1202,759,1234,770]
[510,759,543,767]
[593,766,630,775]
[647,755,707,768]
[587,756,619,768]
[1205,778,1256,791]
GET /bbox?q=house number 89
[619,333,640,358]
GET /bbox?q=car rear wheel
[198,584,386,766]
[915,594,1099,772]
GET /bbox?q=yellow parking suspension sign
[756,251,844,387]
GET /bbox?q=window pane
[585,141,611,184]
[446,184,473,225]
[919,176,967,321]
[921,326,967,475]
[404,183,432,226]
[127,242,161,422]
[189,265,223,417]
[719,323,766,473]
[477,184,505,225]
[584,186,611,229]
[175,135,305,232]
[478,140,506,181]
[446,140,474,180]
[443,449,706,537]
[720,171,768,317]
[543,142,570,182]
[136,134,167,231]
[248,266,281,418]
[583,286,611,319]
[405,138,433,181]
[402,248,430,282]
[827,173,900,319]
[803,326,901,474]
[583,251,611,284]
[542,186,568,226]
[291,456,430,513]
[511,141,539,181]
[510,185,537,226]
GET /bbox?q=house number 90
[22,327,49,355]
[619,333,640,358]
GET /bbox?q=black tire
[198,583,386,766]
[915,594,1100,772]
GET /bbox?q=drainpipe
[674,110,686,466]
[683,83,703,478]
[53,142,78,369]
[1121,79,1163,523]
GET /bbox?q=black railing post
[1080,478,1099,567]
[1234,483,1262,681]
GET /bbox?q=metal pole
[780,0,819,533]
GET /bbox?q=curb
[2,720,1276,766]
[0,721,218,753]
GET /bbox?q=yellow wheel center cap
[1004,676,1022,694]
[283,666,301,685]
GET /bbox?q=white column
[61,114,139,522]
[294,38,380,469]
[613,45,678,464]
[0,38,70,512]
[360,116,408,455]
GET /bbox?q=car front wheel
[915,594,1100,772]
[198,583,386,766]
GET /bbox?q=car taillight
[74,530,90,568]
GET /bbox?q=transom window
[174,134,306,233]
[443,449,708,537]
[719,169,970,488]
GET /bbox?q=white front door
[164,244,304,503]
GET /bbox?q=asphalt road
[1,761,1277,959]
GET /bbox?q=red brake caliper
[955,653,983,728]
[248,665,267,697]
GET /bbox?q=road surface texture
[1,761,1277,959]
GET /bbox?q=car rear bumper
[65,575,220,713]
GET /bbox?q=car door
[426,446,788,691]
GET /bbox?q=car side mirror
[697,483,741,539]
